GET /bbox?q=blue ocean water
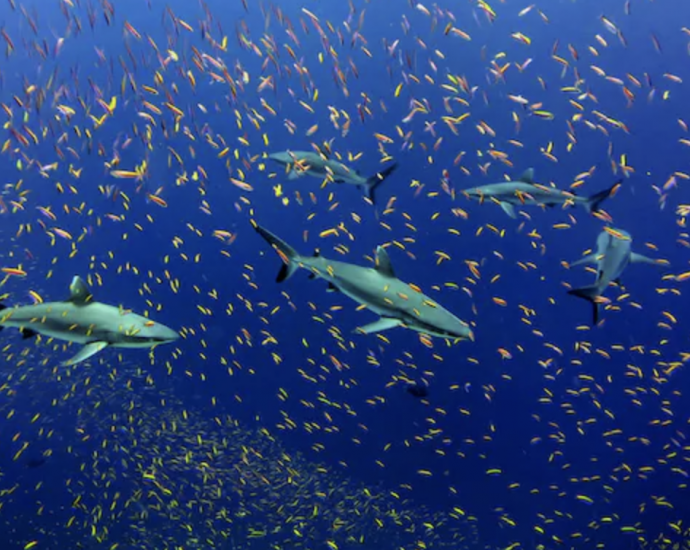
[1,0,690,549]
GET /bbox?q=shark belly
[504,195,543,206]
[328,276,402,319]
[336,284,400,317]
[2,319,93,344]
[601,256,629,288]
[109,340,158,349]
[596,244,631,292]
[37,328,93,344]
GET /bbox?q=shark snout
[454,324,474,341]
[152,324,180,343]
[267,152,291,164]
[431,319,474,341]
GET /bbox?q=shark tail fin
[253,222,301,282]
[585,180,621,214]
[567,285,601,325]
[365,163,398,205]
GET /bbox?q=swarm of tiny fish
[0,0,689,550]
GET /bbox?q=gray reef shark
[0,276,179,366]
[267,150,398,204]
[253,222,474,341]
[463,168,619,218]
[567,228,662,324]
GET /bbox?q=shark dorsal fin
[68,276,93,305]
[517,168,535,184]
[375,246,395,278]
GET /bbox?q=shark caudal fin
[364,163,398,205]
[567,285,602,325]
[585,180,621,214]
[252,222,301,282]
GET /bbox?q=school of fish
[0,0,690,549]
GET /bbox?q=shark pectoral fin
[68,276,93,305]
[287,169,301,180]
[569,253,598,268]
[61,341,108,367]
[374,246,395,278]
[20,328,38,340]
[326,282,339,292]
[630,252,658,265]
[355,317,401,335]
[499,202,517,218]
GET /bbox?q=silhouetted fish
[25,457,47,468]
[406,382,429,398]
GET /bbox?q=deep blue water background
[1,0,690,548]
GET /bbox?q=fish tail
[365,163,398,205]
[567,285,601,325]
[585,180,621,213]
[252,221,301,282]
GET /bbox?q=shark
[253,222,474,341]
[0,276,179,366]
[567,228,662,324]
[267,150,398,204]
[463,168,620,218]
